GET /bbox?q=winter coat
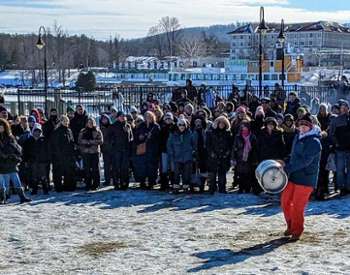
[78,127,103,154]
[282,125,298,156]
[285,127,322,188]
[99,115,113,153]
[206,127,233,170]
[317,113,331,132]
[133,122,160,157]
[257,128,286,161]
[285,99,301,118]
[70,111,89,143]
[51,125,76,161]
[23,136,50,164]
[159,122,176,153]
[332,113,350,151]
[43,117,59,140]
[109,120,133,153]
[186,84,198,102]
[167,129,194,163]
[0,135,22,174]
[232,134,258,174]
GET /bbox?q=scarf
[241,131,252,162]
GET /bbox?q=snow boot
[0,189,6,204]
[16,188,31,204]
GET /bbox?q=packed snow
[0,184,350,275]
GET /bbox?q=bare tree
[158,16,181,56]
[179,37,206,61]
[147,25,165,58]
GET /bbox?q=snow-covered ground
[1,185,350,275]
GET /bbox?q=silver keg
[255,160,288,194]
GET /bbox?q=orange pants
[281,181,313,236]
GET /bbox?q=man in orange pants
[281,113,322,241]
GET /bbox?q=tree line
[0,17,234,74]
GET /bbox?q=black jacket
[257,128,286,161]
[51,125,76,160]
[109,121,133,152]
[23,136,50,164]
[70,111,88,143]
[206,128,233,170]
[0,135,22,173]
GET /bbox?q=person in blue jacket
[280,113,322,241]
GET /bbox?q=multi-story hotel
[228,21,350,67]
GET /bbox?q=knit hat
[284,114,294,122]
[28,115,36,123]
[255,106,265,118]
[0,106,7,113]
[265,117,278,126]
[261,97,271,103]
[236,106,246,114]
[130,106,138,113]
[116,111,125,117]
[338,99,349,108]
[32,123,42,134]
[298,113,313,128]
[276,113,284,122]
[164,112,174,121]
[177,117,188,127]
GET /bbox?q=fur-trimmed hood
[212,116,231,131]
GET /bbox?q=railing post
[17,89,21,115]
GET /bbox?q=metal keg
[255,160,288,194]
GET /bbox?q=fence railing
[1,84,341,116]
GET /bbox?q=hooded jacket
[99,114,113,153]
[0,135,22,173]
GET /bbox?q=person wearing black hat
[280,113,322,241]
[331,99,350,196]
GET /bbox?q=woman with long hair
[0,118,31,204]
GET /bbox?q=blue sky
[1,0,350,40]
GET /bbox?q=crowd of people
[0,79,349,205]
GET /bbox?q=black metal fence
[1,84,339,116]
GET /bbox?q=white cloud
[0,0,350,39]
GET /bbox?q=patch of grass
[78,241,128,257]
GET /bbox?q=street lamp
[278,19,286,90]
[257,6,267,97]
[36,26,48,116]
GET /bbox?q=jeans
[335,150,350,190]
[0,172,23,194]
[82,153,100,190]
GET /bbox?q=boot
[159,173,169,191]
[0,189,5,204]
[16,188,31,204]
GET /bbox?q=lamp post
[278,19,286,90]
[36,26,48,116]
[257,7,267,98]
